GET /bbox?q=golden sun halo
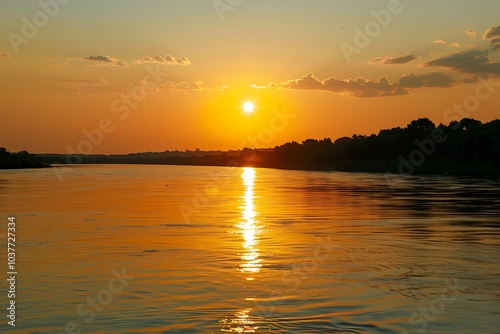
[243,101,255,114]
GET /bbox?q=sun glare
[243,101,255,114]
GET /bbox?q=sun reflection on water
[219,169,262,333]
[220,308,258,333]
[239,168,261,276]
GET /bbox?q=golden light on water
[239,168,261,276]
[220,309,257,333]
[221,170,261,331]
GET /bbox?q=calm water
[1,164,499,333]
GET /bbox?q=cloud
[433,40,460,48]
[46,78,109,94]
[82,55,129,67]
[147,80,227,94]
[370,54,419,65]
[490,38,500,50]
[249,84,267,89]
[267,71,459,98]
[84,55,112,62]
[399,72,455,88]
[465,29,477,37]
[268,73,408,98]
[0,52,9,58]
[424,49,500,75]
[483,26,500,50]
[133,55,191,65]
[484,26,500,38]
[47,78,107,85]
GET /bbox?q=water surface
[1,164,499,333]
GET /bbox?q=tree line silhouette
[0,148,46,169]
[10,117,500,176]
[257,117,500,175]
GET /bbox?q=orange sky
[0,1,499,154]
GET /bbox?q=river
[0,164,499,333]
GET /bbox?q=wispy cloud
[46,77,109,94]
[433,40,460,48]
[133,55,191,65]
[162,81,226,93]
[82,55,129,67]
[483,25,500,51]
[132,79,227,94]
[47,78,107,86]
[465,29,477,37]
[249,84,267,89]
[369,54,419,65]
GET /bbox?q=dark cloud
[370,54,419,65]
[0,52,9,58]
[491,38,500,50]
[82,55,128,67]
[133,55,191,65]
[484,26,500,38]
[424,49,500,75]
[84,55,112,62]
[399,72,454,88]
[267,71,458,98]
[268,73,408,98]
[483,26,500,50]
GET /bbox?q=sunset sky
[1,0,499,154]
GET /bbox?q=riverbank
[38,152,499,178]
[30,117,500,177]
[247,158,500,178]
[0,148,49,169]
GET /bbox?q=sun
[243,101,255,114]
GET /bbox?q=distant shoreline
[0,164,52,170]
[41,158,499,178]
[6,117,500,177]
[0,148,49,170]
